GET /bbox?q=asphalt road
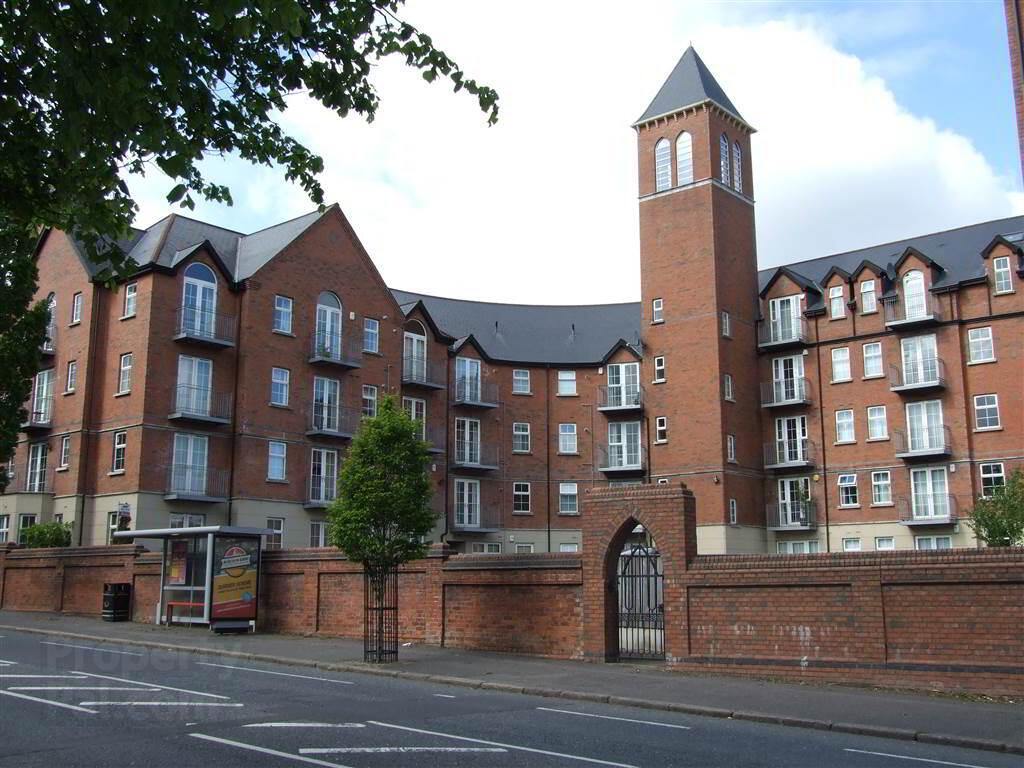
[0,629,1019,768]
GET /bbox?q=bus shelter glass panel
[162,535,209,624]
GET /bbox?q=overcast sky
[128,0,1023,304]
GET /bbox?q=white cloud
[126,2,1022,302]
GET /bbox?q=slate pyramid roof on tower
[636,45,745,126]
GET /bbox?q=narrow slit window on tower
[654,138,671,192]
[732,141,742,193]
[720,133,730,186]
[676,132,693,185]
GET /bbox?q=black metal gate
[617,527,664,660]
[364,566,398,663]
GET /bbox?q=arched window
[732,141,742,193]
[654,138,671,192]
[902,270,926,320]
[403,319,428,382]
[315,291,343,357]
[182,263,217,337]
[720,134,730,186]
[676,132,693,186]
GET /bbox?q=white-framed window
[842,537,861,552]
[559,542,580,553]
[402,397,426,440]
[906,399,945,452]
[515,543,535,554]
[512,369,531,394]
[182,263,219,337]
[363,318,379,353]
[651,297,664,323]
[867,405,887,440]
[719,133,730,185]
[653,356,665,383]
[455,357,485,402]
[980,462,1005,498]
[992,255,1013,293]
[860,280,877,313]
[117,352,133,394]
[973,394,1000,430]
[654,137,671,192]
[309,520,327,548]
[32,369,54,424]
[915,535,952,551]
[910,466,950,519]
[175,354,212,416]
[268,441,287,481]
[512,422,531,453]
[170,513,205,529]
[112,431,127,472]
[454,478,480,528]
[122,283,137,318]
[107,511,121,544]
[655,416,668,443]
[270,367,290,406]
[726,434,736,462]
[455,418,481,464]
[732,141,742,193]
[0,515,8,543]
[71,292,83,324]
[558,482,579,515]
[557,370,576,396]
[967,327,994,363]
[273,294,293,333]
[831,347,851,382]
[471,542,501,554]
[777,540,819,554]
[721,311,731,337]
[835,409,855,443]
[902,270,927,319]
[728,498,737,525]
[59,435,71,469]
[265,517,284,550]
[875,536,895,551]
[19,514,38,541]
[309,447,338,504]
[65,360,77,392]
[871,471,892,505]
[361,385,377,418]
[838,474,859,507]
[558,423,577,454]
[723,374,734,401]
[676,132,693,186]
[513,482,531,513]
[829,285,845,318]
[862,342,883,378]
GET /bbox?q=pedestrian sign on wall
[211,536,259,620]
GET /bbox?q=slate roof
[636,46,745,125]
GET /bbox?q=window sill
[511,511,533,516]
[727,458,737,464]
[558,452,580,456]
[114,391,131,398]
[870,502,894,508]
[866,436,890,442]
[838,505,861,510]
[271,329,295,338]
[831,378,852,385]
[120,314,136,321]
[828,316,846,322]
[834,440,856,446]
[63,390,75,396]
[363,350,382,357]
[511,451,532,456]
[974,426,1003,433]
[269,402,291,409]
[107,470,125,477]
[654,440,667,445]
[511,391,533,396]
[860,310,878,316]
[266,478,289,484]
[557,512,580,517]
[55,466,69,473]
[862,374,884,381]
[967,358,996,366]
[652,379,665,385]
[650,320,664,326]
[993,289,1015,296]
[68,321,80,328]
[556,393,579,398]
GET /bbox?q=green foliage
[19,521,73,549]
[968,469,1024,547]
[328,396,436,570]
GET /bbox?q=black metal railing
[5,462,53,494]
[597,443,645,471]
[309,330,362,367]
[171,385,232,421]
[451,376,499,406]
[756,317,808,347]
[22,396,54,428]
[760,377,811,407]
[364,566,398,663]
[174,306,236,345]
[308,403,359,437]
[617,533,664,660]
[892,425,951,456]
[401,355,445,388]
[452,440,499,468]
[597,385,645,410]
[165,464,229,499]
[41,322,56,354]
[766,501,817,530]
[452,499,501,531]
[881,293,943,326]
[888,358,946,390]
[306,474,339,507]
[764,438,813,467]
[897,494,958,524]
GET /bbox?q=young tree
[19,521,73,549]
[328,396,435,661]
[968,469,1024,547]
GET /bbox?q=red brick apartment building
[4,48,1023,554]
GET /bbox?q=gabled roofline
[820,265,851,285]
[450,334,494,363]
[849,259,887,279]
[759,266,820,298]
[980,234,1023,260]
[889,246,943,273]
[600,339,642,364]
[176,239,241,289]
[401,300,457,343]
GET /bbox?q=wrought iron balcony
[168,386,232,424]
[597,385,645,412]
[889,358,946,393]
[4,463,53,494]
[451,440,499,470]
[756,317,809,349]
[401,355,445,389]
[305,476,339,509]
[173,306,236,347]
[763,438,814,469]
[766,501,817,531]
[451,377,499,408]
[306,404,359,439]
[881,293,944,328]
[452,500,502,532]
[760,377,811,408]
[597,443,645,473]
[308,331,362,368]
[897,494,958,525]
[164,464,229,502]
[892,425,951,459]
[21,397,54,430]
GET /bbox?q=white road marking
[536,707,692,730]
[0,674,88,679]
[243,722,366,728]
[10,686,161,692]
[81,701,245,707]
[433,693,456,698]
[843,749,997,768]
[42,641,143,656]
[301,747,507,754]
[368,720,640,768]
[197,661,354,684]
[0,689,97,714]
[72,670,230,699]
[190,733,355,768]
[0,659,18,664]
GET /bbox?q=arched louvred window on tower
[654,138,671,192]
[676,132,693,186]
[732,141,743,193]
[719,133,731,186]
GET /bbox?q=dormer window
[676,132,693,185]
[828,285,845,319]
[654,138,671,192]
[902,270,926,320]
[732,141,742,193]
[859,280,876,313]
[992,256,1013,294]
[719,134,730,186]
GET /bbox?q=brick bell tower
[636,47,764,554]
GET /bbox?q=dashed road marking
[0,674,88,679]
[433,693,456,698]
[10,686,161,692]
[81,701,244,707]
[0,689,97,714]
[301,747,507,754]
[190,733,355,768]
[536,707,692,730]
[72,670,230,699]
[842,749,996,768]
[42,641,143,656]
[243,722,366,728]
[197,661,354,685]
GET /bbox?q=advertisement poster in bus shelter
[211,536,259,619]
[167,539,188,585]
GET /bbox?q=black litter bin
[102,583,131,622]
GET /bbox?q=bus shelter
[113,525,273,632]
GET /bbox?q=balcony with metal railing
[766,501,817,531]
[763,438,814,469]
[451,440,499,470]
[597,385,645,413]
[164,464,229,502]
[21,397,54,430]
[306,404,360,439]
[402,355,445,390]
[41,323,57,356]
[892,425,951,459]
[168,386,232,424]
[451,377,499,408]
[305,475,339,509]
[888,358,946,393]
[173,306,237,347]
[756,317,809,349]
[897,494,958,525]
[881,293,943,328]
[760,377,811,408]
[597,443,645,473]
[452,500,502,533]
[3,463,53,494]
[308,331,362,368]
[422,423,446,454]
